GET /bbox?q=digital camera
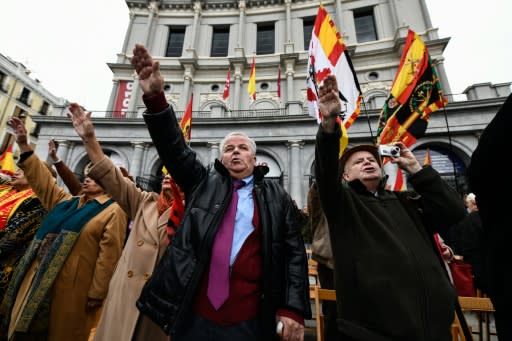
[378,144,400,158]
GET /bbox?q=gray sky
[1,0,510,111]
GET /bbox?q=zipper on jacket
[171,178,233,334]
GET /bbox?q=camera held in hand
[378,144,400,158]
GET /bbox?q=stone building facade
[0,53,67,152]
[31,0,510,207]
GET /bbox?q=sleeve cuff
[142,91,169,114]
[277,308,304,326]
[18,151,34,163]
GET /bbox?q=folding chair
[310,285,336,341]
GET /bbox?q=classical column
[285,0,292,42]
[181,70,193,109]
[419,0,433,29]
[233,66,242,111]
[286,62,294,102]
[388,0,399,29]
[130,142,146,178]
[189,2,202,50]
[56,140,72,164]
[434,60,453,101]
[128,3,158,114]
[334,0,345,33]
[287,140,303,206]
[121,10,136,59]
[107,80,119,113]
[237,1,246,47]
[208,142,220,164]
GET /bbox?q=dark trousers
[492,299,512,341]
[317,263,344,341]
[174,313,261,341]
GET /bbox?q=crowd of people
[0,43,509,341]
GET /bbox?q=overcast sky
[1,0,511,111]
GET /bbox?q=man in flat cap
[314,75,466,341]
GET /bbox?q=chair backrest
[310,285,336,341]
[452,297,495,341]
[458,296,494,312]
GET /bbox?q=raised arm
[131,44,206,194]
[8,117,71,209]
[48,139,82,196]
[315,76,343,221]
[68,103,154,218]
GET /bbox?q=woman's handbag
[449,258,476,297]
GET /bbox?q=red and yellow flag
[248,57,256,100]
[223,68,231,100]
[376,29,447,148]
[306,4,362,155]
[180,94,193,144]
[423,148,432,166]
[0,144,16,176]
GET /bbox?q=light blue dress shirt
[230,175,254,265]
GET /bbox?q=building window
[303,17,315,50]
[211,26,229,57]
[166,27,186,57]
[257,23,275,55]
[0,71,6,92]
[19,88,30,105]
[354,7,377,43]
[40,101,50,115]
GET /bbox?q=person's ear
[342,172,349,182]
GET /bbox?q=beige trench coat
[13,153,127,341]
[90,157,169,341]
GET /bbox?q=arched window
[412,147,467,194]
[256,153,282,185]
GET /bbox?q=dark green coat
[315,124,466,341]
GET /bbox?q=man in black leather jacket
[131,44,311,341]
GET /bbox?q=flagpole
[441,105,461,194]
[360,97,375,144]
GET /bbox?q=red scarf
[166,181,184,243]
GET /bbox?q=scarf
[166,180,184,243]
[2,196,114,333]
[156,190,173,217]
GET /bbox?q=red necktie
[207,180,244,310]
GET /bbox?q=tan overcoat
[90,156,169,341]
[11,153,127,341]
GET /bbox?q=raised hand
[131,44,164,96]
[48,139,58,162]
[318,75,341,132]
[68,103,95,141]
[7,117,30,151]
[389,141,422,175]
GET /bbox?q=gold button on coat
[127,270,134,278]
[143,273,151,280]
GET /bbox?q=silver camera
[378,144,400,158]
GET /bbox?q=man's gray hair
[220,132,257,155]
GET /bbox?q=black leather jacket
[137,107,311,338]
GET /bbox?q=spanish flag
[0,144,16,176]
[248,57,256,100]
[180,94,193,144]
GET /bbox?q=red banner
[113,81,134,117]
